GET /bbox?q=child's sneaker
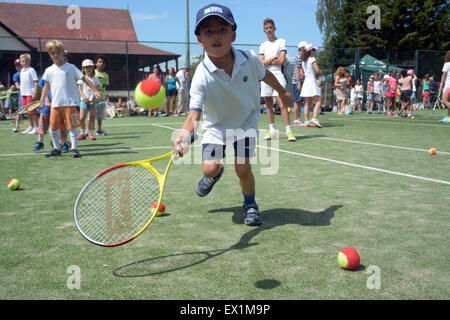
[22,127,32,135]
[45,148,61,157]
[77,133,86,140]
[439,117,450,123]
[71,149,82,158]
[285,131,296,141]
[96,129,107,136]
[61,142,70,153]
[88,133,96,140]
[28,127,38,135]
[293,120,304,126]
[243,203,262,226]
[195,164,224,197]
[310,118,322,128]
[33,142,44,151]
[303,121,313,127]
[13,127,18,132]
[387,113,392,117]
[264,131,276,140]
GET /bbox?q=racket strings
[76,165,160,245]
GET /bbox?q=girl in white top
[77,59,100,140]
[300,43,323,128]
[438,50,450,122]
[354,79,364,113]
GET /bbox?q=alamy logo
[204,6,223,15]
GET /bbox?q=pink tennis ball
[338,247,360,270]
[151,201,165,217]
[135,79,166,110]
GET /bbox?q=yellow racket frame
[125,150,176,243]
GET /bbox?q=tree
[317,0,450,51]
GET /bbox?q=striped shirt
[292,54,303,85]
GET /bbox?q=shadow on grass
[113,205,342,278]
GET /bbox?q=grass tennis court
[1,110,449,300]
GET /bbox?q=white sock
[285,126,292,133]
[51,129,61,150]
[38,135,44,143]
[70,128,78,150]
[269,124,276,132]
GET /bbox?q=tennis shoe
[303,121,313,127]
[293,120,304,126]
[88,133,96,140]
[286,131,296,141]
[196,164,224,197]
[45,148,61,157]
[28,127,38,135]
[439,117,450,123]
[71,149,82,158]
[33,142,44,151]
[77,133,86,140]
[243,203,262,226]
[310,118,322,128]
[13,127,18,132]
[264,131,276,140]
[22,127,32,134]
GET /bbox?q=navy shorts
[292,84,303,103]
[166,88,178,97]
[202,137,256,161]
[401,90,411,98]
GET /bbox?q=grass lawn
[0,109,449,300]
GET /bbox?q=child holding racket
[19,53,39,135]
[40,40,101,158]
[173,3,292,226]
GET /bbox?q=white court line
[259,145,450,186]
[0,146,170,157]
[329,117,449,128]
[312,136,450,155]
[154,124,450,186]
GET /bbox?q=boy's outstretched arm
[263,70,293,107]
[173,109,201,157]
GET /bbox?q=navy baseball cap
[194,3,237,36]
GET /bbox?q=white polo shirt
[189,46,266,145]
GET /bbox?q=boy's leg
[196,144,225,197]
[234,138,261,226]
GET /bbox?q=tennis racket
[16,101,41,115]
[12,114,24,131]
[74,132,197,247]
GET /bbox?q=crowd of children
[332,61,449,121]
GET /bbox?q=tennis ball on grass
[151,201,165,217]
[338,247,360,270]
[429,148,436,155]
[7,178,20,191]
[135,78,166,109]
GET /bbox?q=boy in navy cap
[173,3,292,226]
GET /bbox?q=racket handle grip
[174,131,197,153]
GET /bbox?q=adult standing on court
[259,18,295,141]
[398,70,413,117]
[334,66,348,115]
[293,41,308,126]
[300,43,323,128]
[438,50,450,123]
[164,67,178,117]
[175,68,187,116]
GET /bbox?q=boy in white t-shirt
[259,18,295,141]
[438,51,450,123]
[19,53,39,135]
[40,40,101,158]
[173,4,292,226]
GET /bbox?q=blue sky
[3,0,323,66]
